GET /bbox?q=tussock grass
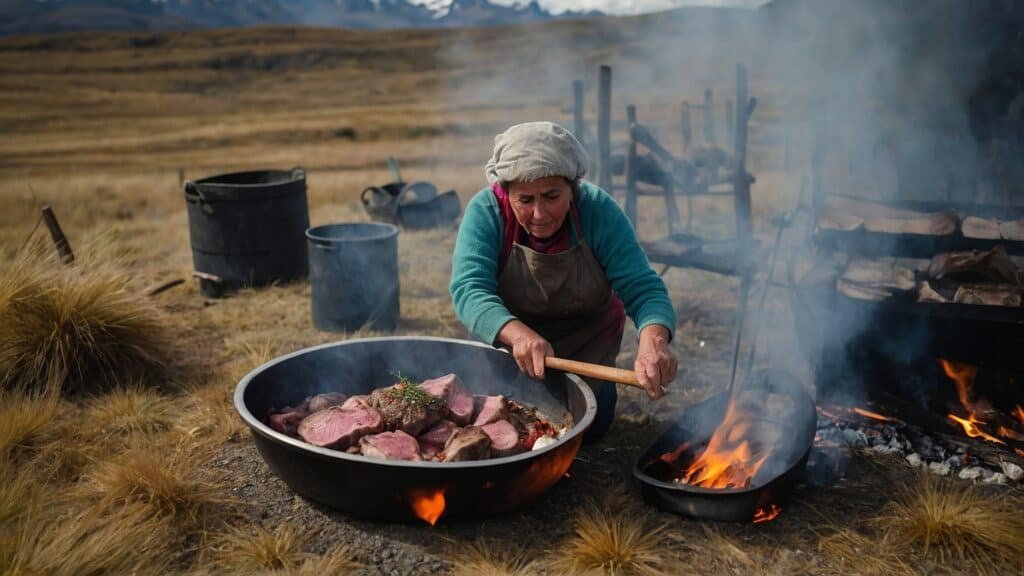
[872,473,1024,574]
[0,246,173,394]
[210,524,312,573]
[662,526,817,576]
[176,376,248,449]
[82,384,176,442]
[0,389,62,457]
[818,529,919,576]
[548,494,676,576]
[448,539,540,576]
[2,503,175,576]
[76,447,230,532]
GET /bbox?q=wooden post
[811,99,827,213]
[680,101,692,152]
[598,65,612,193]
[733,64,753,246]
[704,88,716,145]
[624,105,638,226]
[663,180,682,237]
[725,98,735,152]
[41,204,74,264]
[572,80,585,143]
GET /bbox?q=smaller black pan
[633,372,816,522]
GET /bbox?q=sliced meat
[480,420,523,457]
[417,420,458,460]
[307,392,348,412]
[441,426,491,462]
[359,431,422,461]
[297,402,383,450]
[472,395,507,426]
[420,374,474,426]
[369,383,448,436]
[341,395,369,409]
[267,410,306,437]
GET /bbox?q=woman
[449,121,678,440]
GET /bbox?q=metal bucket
[307,222,399,332]
[184,168,309,298]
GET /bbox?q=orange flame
[938,359,1009,445]
[947,414,1005,445]
[409,486,446,525]
[753,504,781,524]
[1014,405,1024,425]
[851,407,897,422]
[1017,448,1024,458]
[682,398,769,489]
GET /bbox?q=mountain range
[0,0,604,36]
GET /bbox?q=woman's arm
[449,190,517,345]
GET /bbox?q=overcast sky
[410,1,768,16]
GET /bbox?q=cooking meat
[359,431,422,461]
[441,427,491,462]
[369,382,448,436]
[307,392,348,412]
[272,373,561,463]
[472,395,508,426]
[341,395,369,409]
[268,410,305,437]
[420,374,475,425]
[417,420,458,460]
[297,401,383,450]
[480,420,523,457]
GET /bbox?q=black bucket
[184,168,310,298]
[307,223,400,332]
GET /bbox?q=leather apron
[497,207,624,438]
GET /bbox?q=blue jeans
[582,380,618,444]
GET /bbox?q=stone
[842,428,868,448]
[999,461,1023,481]
[905,453,923,468]
[982,472,1007,485]
[958,466,985,481]
[928,462,951,476]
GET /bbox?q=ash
[807,408,1024,487]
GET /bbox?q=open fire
[409,486,447,525]
[939,359,1021,446]
[677,397,770,490]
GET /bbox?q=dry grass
[871,473,1024,574]
[209,524,314,573]
[548,493,677,576]
[447,539,541,576]
[2,503,176,576]
[0,389,63,457]
[82,384,177,440]
[0,245,174,394]
[75,447,231,532]
[819,529,919,576]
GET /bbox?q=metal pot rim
[234,336,598,470]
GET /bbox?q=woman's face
[507,176,573,240]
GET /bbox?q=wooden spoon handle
[545,356,643,390]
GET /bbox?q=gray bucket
[307,223,400,332]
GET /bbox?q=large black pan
[234,337,596,523]
[633,372,816,522]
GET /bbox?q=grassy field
[1,16,1022,575]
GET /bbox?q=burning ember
[673,396,769,490]
[1014,405,1024,425]
[851,407,898,423]
[409,486,446,525]
[947,414,1006,445]
[752,504,781,524]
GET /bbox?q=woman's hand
[497,320,554,379]
[635,324,677,400]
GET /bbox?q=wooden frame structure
[568,63,759,276]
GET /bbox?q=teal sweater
[449,181,676,346]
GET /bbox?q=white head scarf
[485,121,589,185]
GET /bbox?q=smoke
[430,0,1024,483]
